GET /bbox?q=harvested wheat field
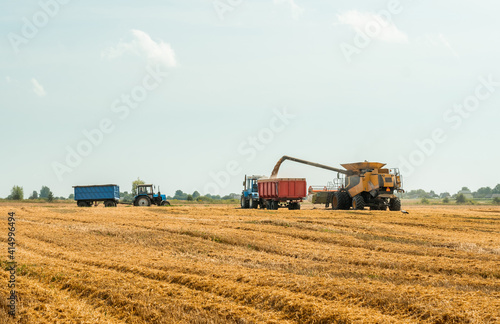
[0,203,499,323]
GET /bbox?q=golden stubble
[0,203,498,323]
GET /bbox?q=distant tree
[440,192,450,199]
[10,186,23,200]
[131,178,145,194]
[203,194,221,200]
[29,190,38,200]
[192,191,200,199]
[461,187,470,192]
[474,187,492,198]
[420,198,430,204]
[40,186,51,199]
[173,190,188,200]
[47,191,54,202]
[493,197,500,205]
[187,195,193,201]
[429,190,438,198]
[68,193,74,200]
[119,191,134,203]
[405,189,430,199]
[492,184,500,194]
[443,197,450,204]
[456,193,466,204]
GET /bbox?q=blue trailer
[73,184,120,207]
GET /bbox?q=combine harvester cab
[73,184,120,207]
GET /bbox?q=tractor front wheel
[161,201,171,206]
[241,196,249,209]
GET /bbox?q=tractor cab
[137,184,154,196]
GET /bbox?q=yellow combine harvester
[271,156,404,211]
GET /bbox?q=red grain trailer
[258,178,307,210]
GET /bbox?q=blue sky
[1,0,499,198]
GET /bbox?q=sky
[1,0,499,198]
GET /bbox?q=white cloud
[102,30,177,68]
[31,78,46,97]
[337,10,408,43]
[274,0,304,20]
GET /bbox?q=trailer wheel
[77,201,86,207]
[389,198,401,211]
[352,195,365,210]
[135,197,151,207]
[104,201,116,208]
[273,201,279,210]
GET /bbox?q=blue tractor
[241,175,266,209]
[133,184,170,206]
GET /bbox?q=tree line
[403,184,500,199]
[403,185,500,205]
[5,185,60,202]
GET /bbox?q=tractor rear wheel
[136,197,151,207]
[389,198,401,211]
[352,195,365,210]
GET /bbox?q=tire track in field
[17,217,500,291]
[20,243,412,324]
[121,221,500,280]
[17,245,296,323]
[0,266,123,324]
[19,233,493,324]
[13,209,498,322]
[16,217,500,294]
